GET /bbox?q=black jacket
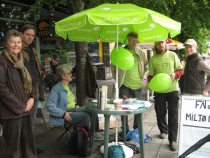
[180,53,205,94]
[86,54,98,98]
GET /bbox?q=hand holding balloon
[148,73,172,92]
[170,72,176,82]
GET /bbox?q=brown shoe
[159,133,167,139]
[170,141,177,151]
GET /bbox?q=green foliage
[29,0,210,59]
[27,0,66,19]
[137,0,210,59]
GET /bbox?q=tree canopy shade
[133,0,210,57]
[29,0,210,56]
[27,0,210,104]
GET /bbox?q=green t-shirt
[123,50,142,90]
[149,51,182,93]
[62,84,75,109]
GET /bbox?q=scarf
[4,48,32,93]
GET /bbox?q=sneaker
[170,141,177,151]
[159,133,167,139]
[94,132,104,140]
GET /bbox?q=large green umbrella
[55,3,181,97]
[55,3,181,43]
[55,4,181,158]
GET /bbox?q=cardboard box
[98,114,121,130]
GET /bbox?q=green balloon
[124,37,129,45]
[110,47,117,65]
[148,73,172,92]
[116,47,134,70]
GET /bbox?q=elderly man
[180,39,210,96]
[111,32,148,132]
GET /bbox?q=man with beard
[111,32,148,132]
[147,40,183,151]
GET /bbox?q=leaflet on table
[90,98,152,110]
[106,100,151,111]
[122,99,152,109]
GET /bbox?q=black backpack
[69,124,94,157]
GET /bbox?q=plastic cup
[113,99,122,110]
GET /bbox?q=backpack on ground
[68,124,94,157]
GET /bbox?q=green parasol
[55,3,181,102]
[55,3,181,43]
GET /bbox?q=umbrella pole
[115,115,118,145]
[115,25,119,142]
[115,25,119,100]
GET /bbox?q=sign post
[179,96,210,158]
[36,19,52,37]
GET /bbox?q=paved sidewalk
[0,79,179,158]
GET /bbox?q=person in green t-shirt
[111,32,148,132]
[147,40,183,151]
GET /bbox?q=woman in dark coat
[0,29,37,158]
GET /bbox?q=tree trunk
[66,0,90,106]
[75,42,88,106]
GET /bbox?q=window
[0,1,35,50]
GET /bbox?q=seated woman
[46,64,103,140]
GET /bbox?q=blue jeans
[65,107,90,129]
[65,107,100,131]
[119,85,142,130]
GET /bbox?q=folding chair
[57,123,73,142]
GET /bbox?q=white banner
[179,96,210,158]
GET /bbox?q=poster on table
[179,96,210,158]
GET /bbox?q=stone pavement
[0,79,180,158]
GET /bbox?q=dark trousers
[154,91,179,142]
[119,85,142,130]
[1,115,37,158]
